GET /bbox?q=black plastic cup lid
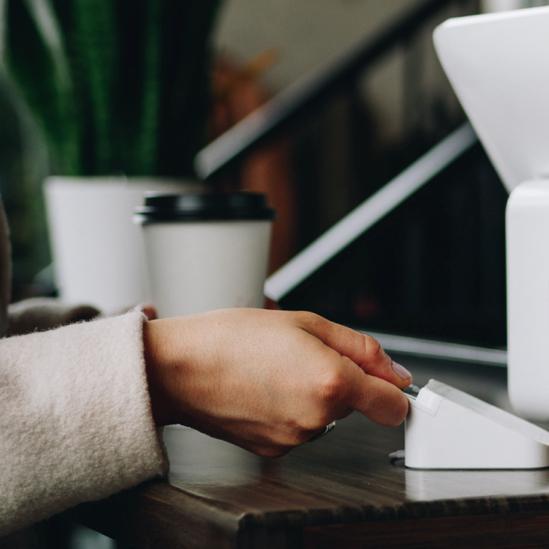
[135,192,275,223]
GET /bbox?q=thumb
[344,358,410,426]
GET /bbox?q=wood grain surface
[77,357,549,548]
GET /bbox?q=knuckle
[293,310,324,328]
[310,414,332,431]
[285,418,308,438]
[285,418,320,441]
[364,336,385,362]
[273,421,301,447]
[317,369,347,403]
[290,415,327,434]
[341,356,356,369]
[283,431,308,447]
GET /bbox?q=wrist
[143,319,177,426]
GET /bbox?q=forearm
[0,312,166,536]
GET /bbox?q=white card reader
[404,380,549,469]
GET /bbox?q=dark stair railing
[195,0,481,303]
[263,122,476,301]
[195,0,476,181]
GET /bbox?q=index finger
[296,312,412,389]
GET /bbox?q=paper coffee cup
[135,192,275,317]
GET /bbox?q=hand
[143,309,412,457]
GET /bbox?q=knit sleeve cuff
[0,312,167,535]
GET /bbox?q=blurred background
[2,1,549,546]
[2,0,548,359]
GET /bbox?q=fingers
[303,346,408,428]
[141,305,158,321]
[296,312,412,389]
[344,359,409,426]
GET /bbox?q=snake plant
[0,0,222,177]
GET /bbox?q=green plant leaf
[156,0,223,177]
[71,0,115,174]
[23,0,70,85]
[5,0,78,173]
[3,0,223,177]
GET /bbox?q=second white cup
[135,192,275,317]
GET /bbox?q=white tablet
[434,6,549,192]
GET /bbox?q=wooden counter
[77,355,549,548]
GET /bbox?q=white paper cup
[135,192,274,317]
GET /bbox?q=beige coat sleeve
[0,311,167,536]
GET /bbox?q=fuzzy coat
[0,203,166,539]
